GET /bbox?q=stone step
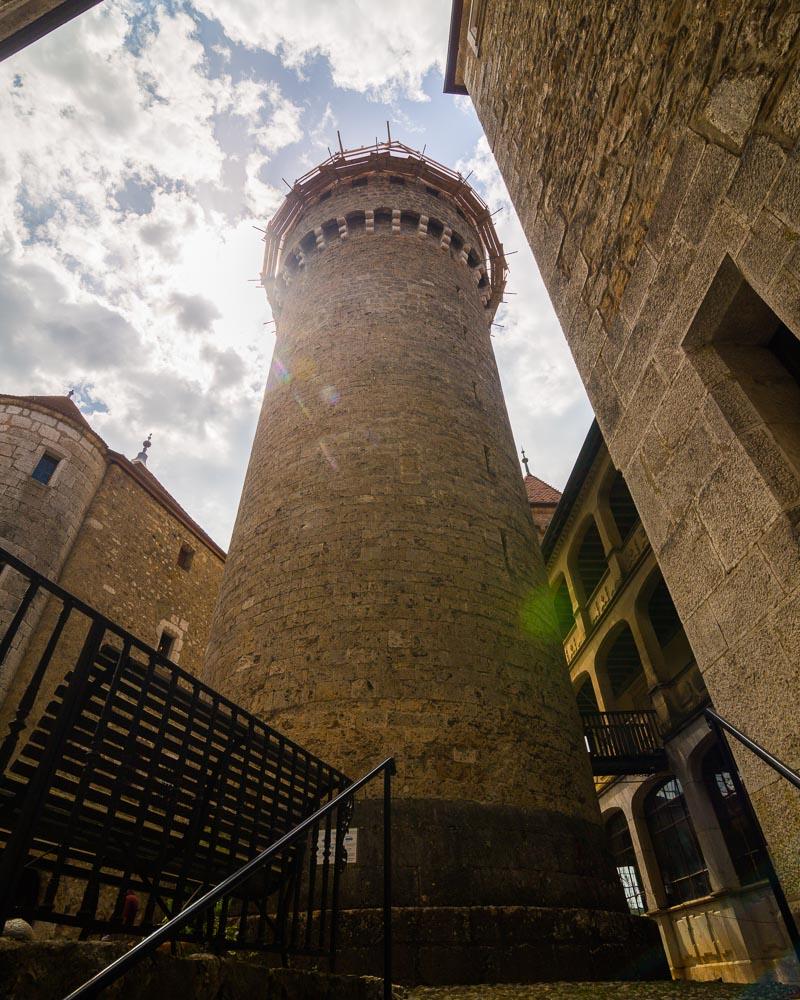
[407,985,800,1000]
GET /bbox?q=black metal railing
[63,756,395,1000]
[581,709,666,775]
[704,706,800,967]
[0,545,360,965]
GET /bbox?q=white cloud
[0,2,307,545]
[190,0,451,102]
[457,137,594,490]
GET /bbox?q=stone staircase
[408,985,800,999]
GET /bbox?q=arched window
[647,575,682,649]
[702,746,769,887]
[575,677,599,713]
[575,518,606,598]
[608,471,638,541]
[605,811,647,915]
[644,777,710,906]
[604,624,645,698]
[552,577,574,640]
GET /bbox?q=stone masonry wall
[1,460,225,742]
[458,1,800,910]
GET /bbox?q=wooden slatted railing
[581,709,666,776]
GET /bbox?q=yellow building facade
[542,422,796,982]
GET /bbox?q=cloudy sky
[0,0,593,548]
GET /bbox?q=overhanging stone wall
[455,1,800,914]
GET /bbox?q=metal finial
[67,388,75,399]
[132,434,152,466]
[521,448,531,477]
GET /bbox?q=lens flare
[321,385,340,405]
[519,584,560,642]
[319,440,338,471]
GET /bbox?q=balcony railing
[581,709,667,775]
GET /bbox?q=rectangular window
[157,631,175,658]
[683,257,800,483]
[177,543,195,571]
[467,0,486,55]
[31,453,60,485]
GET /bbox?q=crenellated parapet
[260,140,506,318]
[267,204,493,315]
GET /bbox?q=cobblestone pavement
[408,984,800,1000]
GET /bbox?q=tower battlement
[261,141,507,317]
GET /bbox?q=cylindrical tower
[0,394,107,705]
[204,145,657,980]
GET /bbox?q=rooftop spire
[521,447,531,477]
[67,387,75,399]
[132,434,152,466]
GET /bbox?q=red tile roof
[524,473,562,506]
[15,394,95,434]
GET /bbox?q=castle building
[521,451,561,541]
[201,142,660,981]
[0,393,225,720]
[446,0,800,945]
[542,420,795,982]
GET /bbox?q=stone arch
[635,565,694,683]
[568,513,607,605]
[641,773,711,908]
[602,806,647,915]
[600,467,638,545]
[551,572,574,641]
[594,619,648,710]
[573,671,599,712]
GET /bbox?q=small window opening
[425,186,440,198]
[389,175,405,186]
[177,544,195,571]
[483,445,495,477]
[467,0,486,54]
[32,453,60,485]
[351,177,368,188]
[318,190,332,202]
[157,631,175,659]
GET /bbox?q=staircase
[0,545,394,998]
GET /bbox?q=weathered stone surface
[409,983,800,999]
[0,940,389,1000]
[454,1,800,918]
[332,905,666,986]
[3,917,33,940]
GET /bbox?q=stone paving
[408,984,800,1000]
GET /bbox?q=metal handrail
[63,756,396,1000]
[704,707,800,967]
[705,707,800,790]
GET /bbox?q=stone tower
[204,143,658,980]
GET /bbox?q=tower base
[332,906,668,986]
